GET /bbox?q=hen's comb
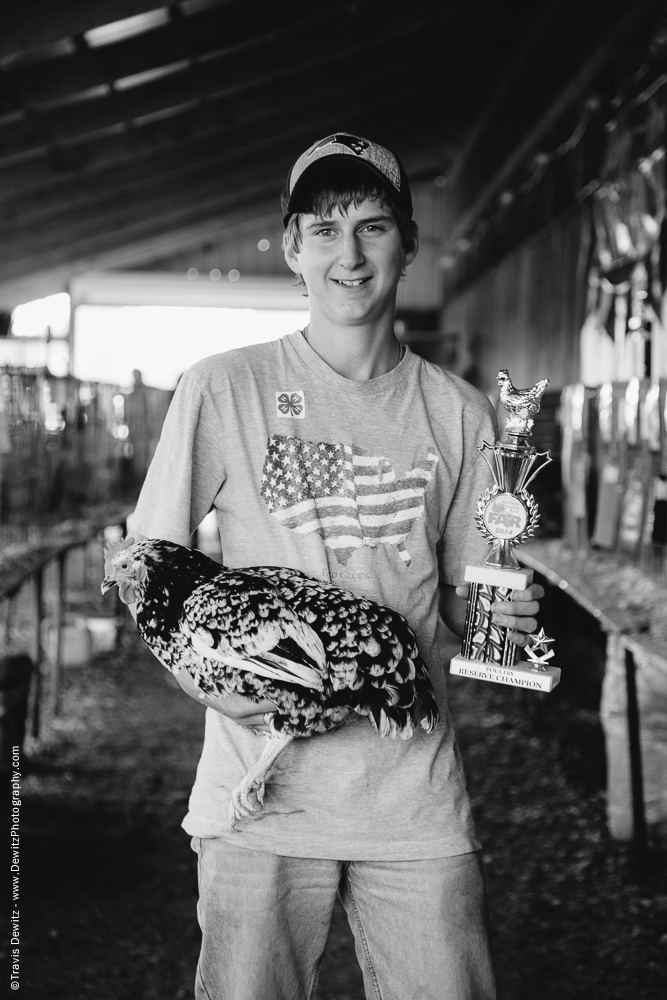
[103,536,135,572]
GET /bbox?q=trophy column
[450,370,561,693]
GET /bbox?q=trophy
[449,369,560,692]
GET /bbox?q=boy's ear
[284,243,302,276]
[404,221,419,266]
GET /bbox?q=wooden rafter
[0,1,172,59]
[0,15,481,171]
[3,1,302,107]
[0,0,500,107]
[0,59,469,228]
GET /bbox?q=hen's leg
[230,732,295,823]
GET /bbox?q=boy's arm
[439,583,543,645]
[171,670,276,728]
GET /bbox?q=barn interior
[1,1,667,997]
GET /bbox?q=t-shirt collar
[286,329,417,395]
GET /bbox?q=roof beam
[0,0,486,108]
[0,1,482,172]
[0,62,464,226]
[1,0,304,107]
[0,1,173,59]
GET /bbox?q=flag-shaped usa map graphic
[260,434,438,566]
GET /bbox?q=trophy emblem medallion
[449,369,560,693]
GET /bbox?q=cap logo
[289,132,402,195]
[313,134,370,157]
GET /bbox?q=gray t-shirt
[131,331,497,860]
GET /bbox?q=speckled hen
[101,537,439,823]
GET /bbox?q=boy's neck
[302,315,402,382]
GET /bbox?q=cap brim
[283,155,404,227]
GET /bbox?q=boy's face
[284,197,417,329]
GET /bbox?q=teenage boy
[128,133,543,1000]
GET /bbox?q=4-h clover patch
[275,390,305,419]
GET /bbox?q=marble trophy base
[449,653,561,692]
[464,563,533,589]
[450,562,561,692]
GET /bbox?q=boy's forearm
[173,669,274,728]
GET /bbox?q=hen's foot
[228,732,295,827]
[230,776,266,822]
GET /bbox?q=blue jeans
[191,837,496,1000]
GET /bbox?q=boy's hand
[454,583,544,647]
[173,669,277,732]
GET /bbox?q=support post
[31,568,45,739]
[50,551,67,716]
[624,644,649,876]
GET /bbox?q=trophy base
[450,654,561,692]
[464,564,534,590]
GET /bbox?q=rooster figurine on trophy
[450,369,561,692]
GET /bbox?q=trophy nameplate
[450,369,560,692]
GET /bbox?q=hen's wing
[177,570,327,697]
[245,566,440,737]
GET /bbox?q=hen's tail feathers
[364,662,439,740]
[416,669,440,734]
[419,701,439,734]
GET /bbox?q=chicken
[101,537,439,824]
[496,369,549,417]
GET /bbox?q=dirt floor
[3,586,667,1000]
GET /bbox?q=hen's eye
[120,561,129,570]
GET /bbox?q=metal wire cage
[0,368,172,549]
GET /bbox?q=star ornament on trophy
[449,369,561,693]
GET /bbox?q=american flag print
[260,434,438,566]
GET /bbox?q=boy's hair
[281,161,418,258]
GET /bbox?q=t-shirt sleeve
[439,404,498,586]
[129,367,226,545]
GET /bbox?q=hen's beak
[101,575,116,595]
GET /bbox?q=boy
[128,133,543,999]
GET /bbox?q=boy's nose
[338,233,365,269]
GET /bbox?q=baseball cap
[282,132,413,227]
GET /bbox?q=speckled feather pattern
[107,539,439,741]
